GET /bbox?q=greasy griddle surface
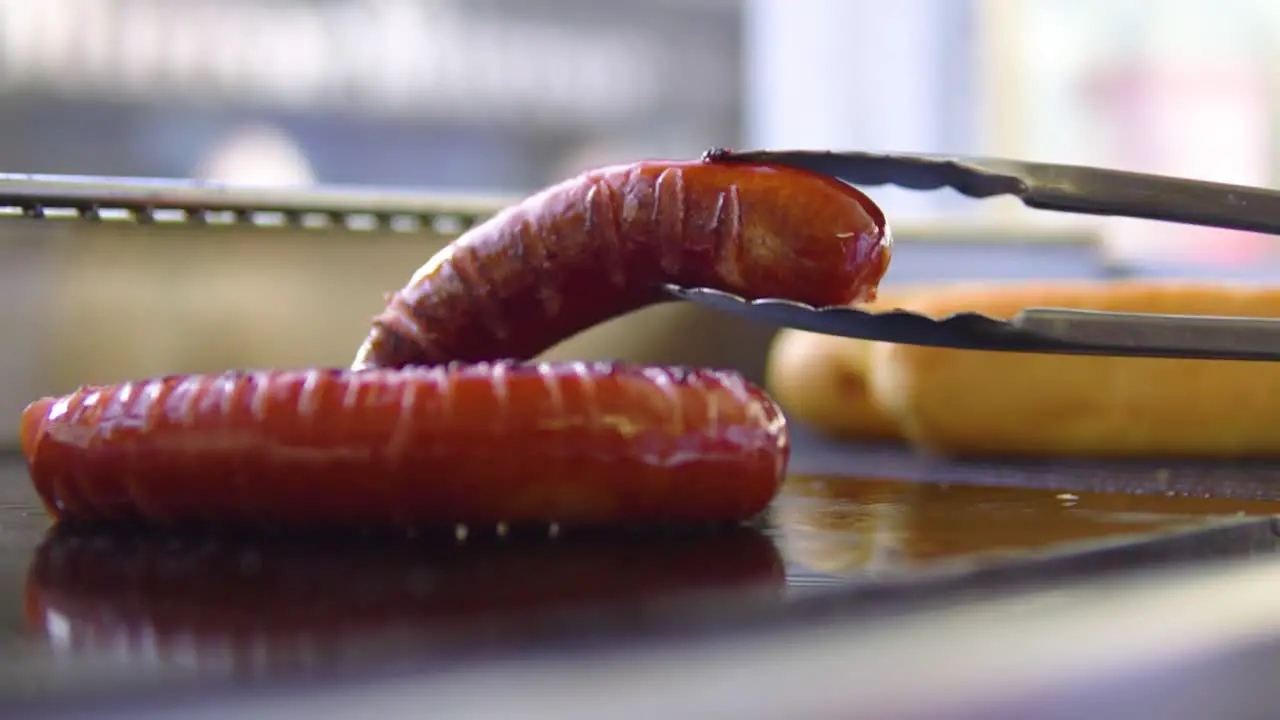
[787,424,1280,501]
[1,432,1279,712]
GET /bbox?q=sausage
[24,525,785,672]
[20,361,789,527]
[352,151,892,370]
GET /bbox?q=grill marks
[516,212,564,319]
[653,166,688,277]
[584,178,628,290]
[710,183,745,288]
[450,244,511,342]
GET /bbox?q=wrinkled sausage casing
[20,362,789,527]
[354,156,892,369]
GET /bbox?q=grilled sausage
[353,152,892,369]
[21,362,788,526]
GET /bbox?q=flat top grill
[4,427,1280,719]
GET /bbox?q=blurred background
[1,0,1278,438]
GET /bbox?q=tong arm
[715,149,1280,237]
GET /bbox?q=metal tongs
[665,149,1280,362]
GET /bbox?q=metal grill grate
[0,173,517,235]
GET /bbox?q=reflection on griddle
[774,476,1280,577]
[24,524,785,678]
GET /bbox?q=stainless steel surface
[719,148,1280,235]
[1014,307,1280,356]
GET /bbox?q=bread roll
[764,288,920,441]
[765,328,902,440]
[865,281,1280,458]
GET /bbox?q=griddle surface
[3,429,1280,714]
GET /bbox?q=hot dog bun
[765,328,901,441]
[866,281,1280,458]
[763,289,919,441]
